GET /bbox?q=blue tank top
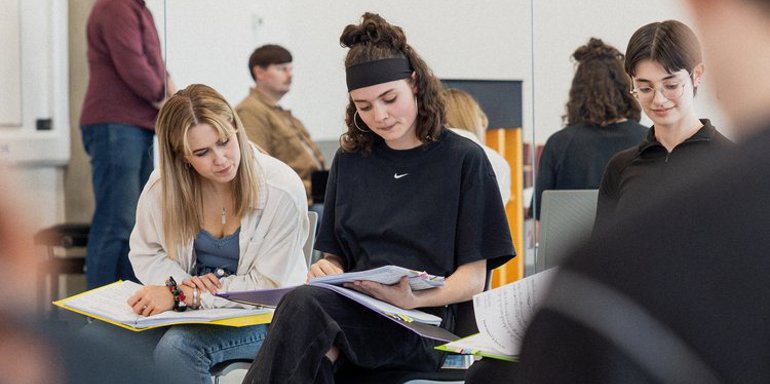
[193,227,240,278]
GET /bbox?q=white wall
[149,0,725,146]
[147,0,292,106]
[284,1,533,142]
[151,0,532,142]
[5,1,727,230]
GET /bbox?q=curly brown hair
[339,13,446,152]
[564,38,641,126]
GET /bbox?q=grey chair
[35,223,89,315]
[304,211,319,267]
[535,189,598,273]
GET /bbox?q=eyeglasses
[630,81,688,102]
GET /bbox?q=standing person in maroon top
[79,0,174,289]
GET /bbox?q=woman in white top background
[443,87,512,205]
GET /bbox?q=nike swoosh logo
[394,173,409,179]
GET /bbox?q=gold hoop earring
[353,111,371,133]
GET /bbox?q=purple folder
[216,286,295,308]
[217,284,459,342]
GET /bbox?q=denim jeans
[80,320,268,384]
[81,123,154,288]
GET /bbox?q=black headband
[346,58,413,92]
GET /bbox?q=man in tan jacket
[236,44,325,206]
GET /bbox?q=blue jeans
[80,321,268,384]
[81,123,154,288]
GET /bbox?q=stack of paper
[436,268,558,361]
[311,265,445,291]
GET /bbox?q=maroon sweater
[79,0,165,131]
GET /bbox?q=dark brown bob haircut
[248,44,292,81]
[625,20,702,88]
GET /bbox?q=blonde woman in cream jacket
[83,84,307,384]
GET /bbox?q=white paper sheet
[310,265,444,291]
[472,268,557,355]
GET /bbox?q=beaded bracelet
[165,276,187,312]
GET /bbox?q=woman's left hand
[127,285,174,316]
[181,273,221,294]
[344,276,418,309]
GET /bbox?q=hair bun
[573,37,623,62]
[340,12,408,51]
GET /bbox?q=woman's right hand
[127,285,174,316]
[307,256,344,281]
[181,273,221,294]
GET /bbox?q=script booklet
[54,280,273,332]
[217,265,459,342]
[436,268,558,361]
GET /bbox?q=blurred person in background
[518,10,770,383]
[80,0,175,289]
[444,87,511,205]
[0,169,164,384]
[235,44,326,217]
[530,37,646,226]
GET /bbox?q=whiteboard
[0,0,21,127]
[0,0,69,165]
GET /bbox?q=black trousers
[244,285,450,383]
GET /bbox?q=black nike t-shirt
[315,129,515,278]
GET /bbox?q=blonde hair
[155,84,259,259]
[443,88,488,143]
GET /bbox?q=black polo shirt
[594,119,732,231]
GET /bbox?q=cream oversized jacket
[129,149,309,309]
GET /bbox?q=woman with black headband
[244,13,514,383]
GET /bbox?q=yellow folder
[53,280,273,332]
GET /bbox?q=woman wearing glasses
[593,20,732,230]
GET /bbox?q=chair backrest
[536,189,598,273]
[304,211,318,267]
